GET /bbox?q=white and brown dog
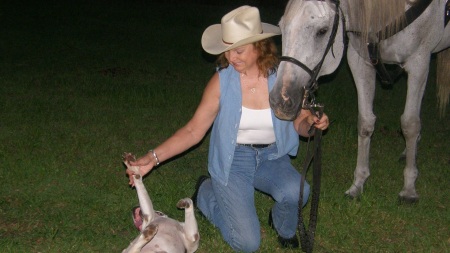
[122,153,200,253]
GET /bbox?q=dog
[122,153,200,253]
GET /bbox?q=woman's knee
[228,232,260,252]
[300,180,310,207]
[284,178,310,206]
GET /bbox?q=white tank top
[237,106,276,144]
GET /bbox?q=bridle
[279,0,341,110]
[279,1,341,252]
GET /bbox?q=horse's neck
[341,0,410,41]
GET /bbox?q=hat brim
[201,23,281,55]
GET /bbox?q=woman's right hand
[126,152,156,187]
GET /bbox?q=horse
[269,0,450,202]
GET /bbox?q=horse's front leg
[177,198,199,253]
[345,45,377,198]
[398,55,430,203]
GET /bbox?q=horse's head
[270,0,345,120]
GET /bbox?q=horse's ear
[328,0,340,6]
[326,0,340,12]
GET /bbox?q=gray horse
[269,0,450,202]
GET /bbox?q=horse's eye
[317,28,328,36]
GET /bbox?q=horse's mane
[346,0,412,42]
[437,49,450,117]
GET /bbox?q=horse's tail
[436,48,450,118]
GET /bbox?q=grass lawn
[0,0,449,252]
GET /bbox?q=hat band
[222,39,233,45]
[222,30,264,45]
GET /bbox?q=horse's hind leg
[177,198,199,253]
[398,56,430,203]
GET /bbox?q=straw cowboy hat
[201,5,281,55]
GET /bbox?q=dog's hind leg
[177,198,200,253]
[122,224,158,253]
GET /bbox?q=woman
[126,5,329,252]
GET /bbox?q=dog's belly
[141,217,187,253]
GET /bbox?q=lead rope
[298,104,324,253]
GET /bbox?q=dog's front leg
[123,153,156,227]
[177,198,200,253]
[132,174,155,228]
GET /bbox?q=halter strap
[279,56,313,76]
[280,0,341,96]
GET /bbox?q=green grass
[1,0,449,252]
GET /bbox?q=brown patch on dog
[142,214,150,224]
[143,224,158,240]
[176,199,190,209]
[123,152,136,163]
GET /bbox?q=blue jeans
[196,144,310,252]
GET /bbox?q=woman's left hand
[294,108,331,137]
[309,113,329,131]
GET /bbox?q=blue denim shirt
[208,65,300,186]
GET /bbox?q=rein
[298,103,324,253]
[279,1,341,252]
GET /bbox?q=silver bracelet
[149,149,160,166]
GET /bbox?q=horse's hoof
[344,192,357,199]
[344,193,362,202]
[398,195,419,204]
[398,189,419,204]
[345,187,361,199]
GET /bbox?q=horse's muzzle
[269,89,303,120]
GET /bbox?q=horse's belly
[433,24,450,52]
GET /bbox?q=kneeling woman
[127,5,329,252]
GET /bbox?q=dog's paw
[122,152,140,174]
[122,152,136,164]
[176,198,193,209]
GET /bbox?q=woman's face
[224,44,259,74]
